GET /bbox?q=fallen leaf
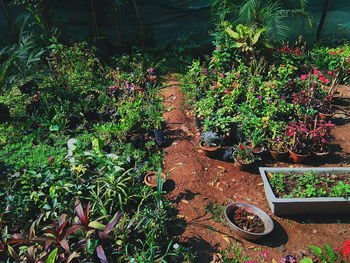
[217,166,225,170]
[176,162,183,165]
[257,183,263,186]
[247,246,255,249]
[272,259,278,263]
[222,235,231,244]
[176,215,187,219]
[181,200,189,204]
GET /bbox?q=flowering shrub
[337,240,350,258]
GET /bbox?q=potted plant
[199,131,221,157]
[267,138,290,161]
[233,142,259,170]
[310,120,335,160]
[245,129,266,156]
[286,121,311,163]
[316,95,334,120]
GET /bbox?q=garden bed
[259,167,350,216]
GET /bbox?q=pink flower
[245,261,255,263]
[300,75,308,80]
[48,156,54,162]
[330,51,336,55]
[327,70,333,75]
[262,251,269,259]
[314,69,321,74]
[346,58,350,63]
[268,100,273,104]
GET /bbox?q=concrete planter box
[259,167,350,216]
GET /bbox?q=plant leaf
[96,245,108,263]
[309,245,323,256]
[45,248,58,263]
[300,258,313,263]
[88,221,106,231]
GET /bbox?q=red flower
[239,145,246,150]
[314,69,321,74]
[338,50,344,53]
[300,75,308,80]
[281,65,286,67]
[327,70,333,75]
[346,58,350,63]
[319,76,330,84]
[233,82,239,89]
[330,51,336,55]
[224,89,231,94]
[337,240,350,258]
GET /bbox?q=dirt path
[160,74,350,262]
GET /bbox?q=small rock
[204,168,209,171]
[312,229,317,234]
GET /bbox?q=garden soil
[160,74,350,262]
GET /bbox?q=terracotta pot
[234,158,255,171]
[143,172,167,187]
[269,150,289,162]
[248,143,267,157]
[199,140,221,158]
[289,150,308,164]
[318,112,333,121]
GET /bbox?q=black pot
[18,81,37,94]
[153,129,167,146]
[0,104,10,123]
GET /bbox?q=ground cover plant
[0,35,194,261]
[268,171,350,199]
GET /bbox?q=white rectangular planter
[259,167,350,216]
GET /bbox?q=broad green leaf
[300,258,313,263]
[88,221,106,231]
[225,27,238,39]
[45,248,58,263]
[251,28,265,45]
[309,245,322,256]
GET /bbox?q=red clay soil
[160,74,350,262]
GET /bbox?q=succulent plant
[201,131,221,147]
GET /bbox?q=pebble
[312,229,317,234]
